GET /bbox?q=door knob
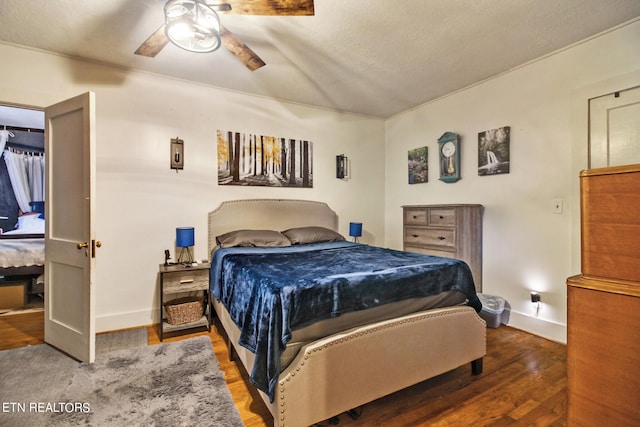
[77,242,89,249]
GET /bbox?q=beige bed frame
[208,199,486,427]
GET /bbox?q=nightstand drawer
[163,269,209,293]
[404,208,428,225]
[429,208,455,226]
[404,227,455,248]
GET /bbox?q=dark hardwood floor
[0,311,567,426]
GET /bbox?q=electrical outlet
[552,198,563,214]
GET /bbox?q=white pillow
[15,213,45,233]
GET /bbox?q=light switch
[552,198,563,214]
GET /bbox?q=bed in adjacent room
[208,199,486,427]
[0,212,45,304]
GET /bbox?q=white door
[44,92,97,362]
[589,86,640,168]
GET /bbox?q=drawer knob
[439,215,444,219]
[413,215,417,219]
[180,278,194,284]
[411,234,419,238]
[438,236,445,240]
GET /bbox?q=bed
[208,199,486,427]
[0,213,45,300]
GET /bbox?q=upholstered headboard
[207,199,339,255]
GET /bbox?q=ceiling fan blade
[210,3,232,12]
[135,25,169,57]
[220,25,266,71]
[214,0,314,16]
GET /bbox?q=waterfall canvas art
[478,126,510,176]
[217,130,313,187]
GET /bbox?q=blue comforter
[210,241,480,401]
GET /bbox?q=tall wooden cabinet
[567,164,640,426]
[402,204,483,292]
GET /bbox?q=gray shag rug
[95,327,148,354]
[0,335,243,427]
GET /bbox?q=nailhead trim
[276,307,479,426]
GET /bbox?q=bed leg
[471,357,483,375]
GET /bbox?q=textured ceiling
[0,0,639,118]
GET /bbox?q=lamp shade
[349,222,362,238]
[176,227,195,248]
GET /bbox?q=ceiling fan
[135,0,314,71]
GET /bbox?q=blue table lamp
[176,227,195,264]
[349,222,362,243]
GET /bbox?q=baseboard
[96,307,159,333]
[502,308,567,344]
[97,306,568,344]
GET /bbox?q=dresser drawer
[162,268,209,293]
[581,167,640,282]
[404,245,454,258]
[404,208,428,225]
[404,227,455,249]
[429,208,455,227]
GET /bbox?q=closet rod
[5,141,44,153]
[2,125,45,134]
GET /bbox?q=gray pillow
[282,226,345,245]
[216,229,291,248]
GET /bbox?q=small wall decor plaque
[170,137,184,170]
[336,154,348,179]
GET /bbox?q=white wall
[2,18,638,341]
[385,19,640,343]
[0,43,385,331]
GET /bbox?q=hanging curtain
[27,153,45,202]
[3,150,31,213]
[3,149,45,214]
[0,130,11,154]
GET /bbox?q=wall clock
[438,132,460,183]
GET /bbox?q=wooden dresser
[567,164,640,426]
[402,204,483,292]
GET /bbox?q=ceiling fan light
[166,20,193,41]
[164,0,221,53]
[197,13,220,33]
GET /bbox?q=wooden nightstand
[159,262,211,341]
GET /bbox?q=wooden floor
[0,311,567,426]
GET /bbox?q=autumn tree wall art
[217,130,313,187]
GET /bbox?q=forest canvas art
[408,146,428,184]
[217,130,313,187]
